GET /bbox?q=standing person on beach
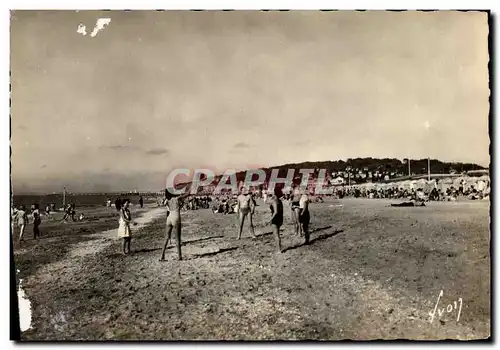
[299,192,311,244]
[236,187,257,240]
[263,189,268,203]
[117,199,133,255]
[160,190,188,261]
[268,188,284,253]
[62,203,71,222]
[290,185,302,236]
[14,205,28,243]
[11,205,17,238]
[32,204,41,239]
[70,203,77,222]
[139,196,144,209]
[45,204,52,220]
[115,197,122,212]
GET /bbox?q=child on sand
[15,205,28,243]
[118,199,133,255]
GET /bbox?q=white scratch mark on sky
[18,278,32,332]
[90,18,111,37]
[77,23,87,36]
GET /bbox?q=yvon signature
[428,290,463,324]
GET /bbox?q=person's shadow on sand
[134,248,161,254]
[281,229,344,253]
[255,225,334,238]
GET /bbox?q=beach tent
[440,177,454,185]
[423,180,436,194]
[452,177,466,188]
[397,180,410,190]
[474,175,490,191]
[477,175,490,188]
[409,180,424,190]
[381,183,392,190]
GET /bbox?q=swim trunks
[299,210,310,225]
[271,214,283,227]
[240,207,251,215]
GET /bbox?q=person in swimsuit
[290,185,302,236]
[45,204,52,220]
[32,204,41,239]
[160,190,189,261]
[269,187,284,253]
[15,205,28,243]
[237,187,257,240]
[299,193,310,244]
[70,203,76,222]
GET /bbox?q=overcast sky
[11,10,489,193]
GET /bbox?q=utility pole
[63,187,67,208]
[428,157,431,181]
[408,158,411,177]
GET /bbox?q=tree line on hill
[181,158,487,188]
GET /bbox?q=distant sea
[11,193,162,209]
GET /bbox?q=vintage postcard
[10,10,490,341]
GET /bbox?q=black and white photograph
[10,9,491,341]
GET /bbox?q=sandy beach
[14,198,490,340]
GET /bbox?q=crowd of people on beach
[11,201,86,243]
[11,195,144,244]
[114,174,491,257]
[12,175,489,258]
[109,196,144,210]
[335,176,490,202]
[116,185,312,259]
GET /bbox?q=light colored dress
[117,208,132,238]
[16,210,27,226]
